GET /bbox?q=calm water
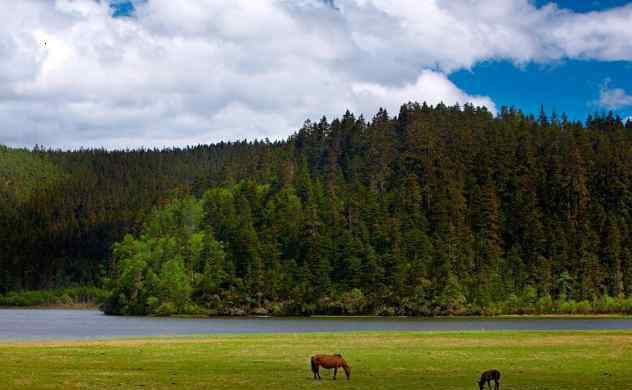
[2,309,632,340]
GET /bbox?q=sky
[1,0,631,149]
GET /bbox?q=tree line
[2,103,632,315]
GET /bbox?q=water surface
[2,309,632,341]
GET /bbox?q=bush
[481,303,503,316]
[464,305,483,316]
[558,299,578,314]
[182,303,208,315]
[375,305,396,316]
[593,295,624,314]
[619,298,632,314]
[252,306,270,316]
[575,300,593,314]
[340,289,367,315]
[535,295,554,314]
[520,286,538,308]
[503,293,521,314]
[398,297,431,316]
[56,294,73,305]
[155,302,177,316]
[0,287,105,307]
[269,302,286,316]
[146,296,160,313]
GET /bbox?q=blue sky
[450,0,632,121]
[1,1,631,149]
[450,60,632,121]
[533,0,631,11]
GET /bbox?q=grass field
[1,331,630,389]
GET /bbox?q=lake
[2,309,632,340]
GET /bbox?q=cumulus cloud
[352,70,496,115]
[0,0,631,148]
[599,81,632,109]
[340,0,632,74]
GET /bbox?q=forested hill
[2,103,632,315]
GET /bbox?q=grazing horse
[310,353,351,380]
[478,369,501,390]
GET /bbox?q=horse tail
[310,356,317,373]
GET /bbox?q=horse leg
[495,379,499,390]
[333,367,337,380]
[487,380,492,390]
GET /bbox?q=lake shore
[309,313,632,319]
[0,303,98,310]
[4,306,632,319]
[5,306,632,319]
[1,330,630,389]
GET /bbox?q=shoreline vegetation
[1,331,631,389]
[6,288,632,318]
[122,295,632,317]
[0,287,104,308]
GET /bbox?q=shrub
[269,302,286,316]
[155,302,177,316]
[559,299,577,314]
[575,300,592,314]
[57,294,73,305]
[340,289,367,315]
[0,287,105,307]
[146,296,160,313]
[375,305,396,316]
[535,295,554,314]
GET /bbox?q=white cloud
[599,81,632,109]
[340,0,632,73]
[352,70,496,115]
[0,0,631,148]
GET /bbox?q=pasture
[0,331,629,389]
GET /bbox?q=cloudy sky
[1,0,632,149]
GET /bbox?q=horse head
[342,361,351,380]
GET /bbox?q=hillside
[2,103,632,315]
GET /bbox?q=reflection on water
[1,309,632,340]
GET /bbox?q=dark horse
[310,353,351,380]
[478,369,501,390]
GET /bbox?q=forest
[1,102,631,315]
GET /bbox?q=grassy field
[1,331,630,389]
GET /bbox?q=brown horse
[310,354,351,380]
[478,369,501,390]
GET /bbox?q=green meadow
[1,331,629,389]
